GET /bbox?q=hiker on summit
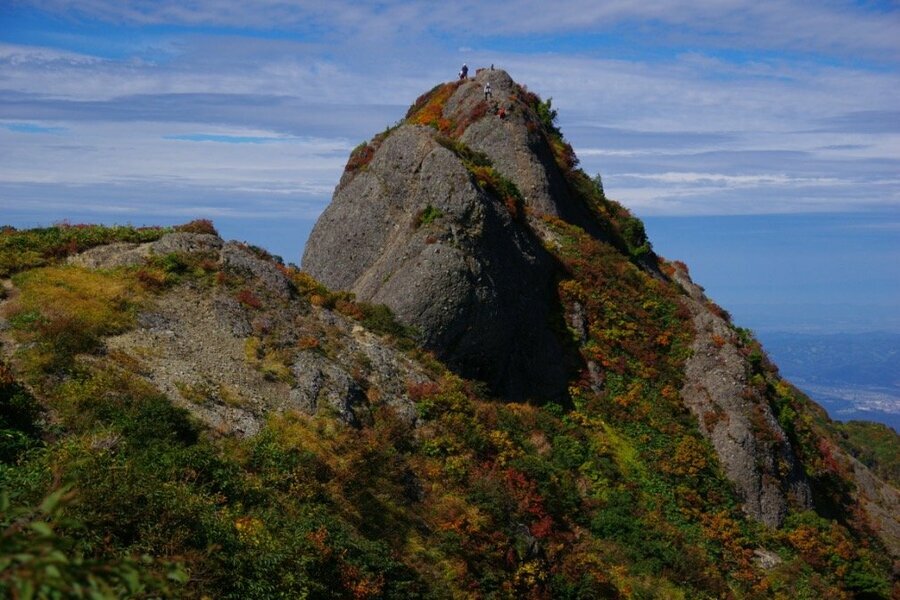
[484,82,492,101]
[459,63,468,80]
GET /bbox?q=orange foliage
[407,81,462,133]
[335,298,365,320]
[701,511,756,582]
[298,336,319,350]
[666,436,709,477]
[134,267,168,290]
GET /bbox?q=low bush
[417,205,443,227]
[175,219,218,236]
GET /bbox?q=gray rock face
[452,70,609,239]
[64,233,430,431]
[454,71,584,222]
[290,351,366,426]
[220,242,295,301]
[151,232,223,256]
[67,242,150,269]
[303,123,570,400]
[675,266,812,526]
[444,71,571,217]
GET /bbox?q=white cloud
[616,172,844,187]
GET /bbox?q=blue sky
[1,0,898,334]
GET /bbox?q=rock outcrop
[675,265,812,526]
[72,232,429,434]
[302,70,612,401]
[302,69,822,528]
[303,91,572,401]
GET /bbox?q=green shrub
[0,489,186,598]
[620,215,651,258]
[417,205,443,227]
[835,421,900,486]
[435,135,492,167]
[535,97,559,135]
[0,224,169,277]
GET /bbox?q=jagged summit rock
[302,69,607,400]
[448,69,600,231]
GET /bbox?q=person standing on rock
[459,63,468,80]
[484,81,492,101]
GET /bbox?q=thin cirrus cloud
[23,0,900,57]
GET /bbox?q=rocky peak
[303,70,591,401]
[443,69,580,221]
[299,71,900,541]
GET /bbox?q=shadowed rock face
[303,122,571,400]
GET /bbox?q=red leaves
[406,380,441,401]
[503,468,554,539]
[235,288,262,309]
[175,219,218,236]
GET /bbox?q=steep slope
[674,264,811,526]
[305,69,810,527]
[303,68,897,575]
[303,69,661,402]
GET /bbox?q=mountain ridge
[1,71,898,598]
